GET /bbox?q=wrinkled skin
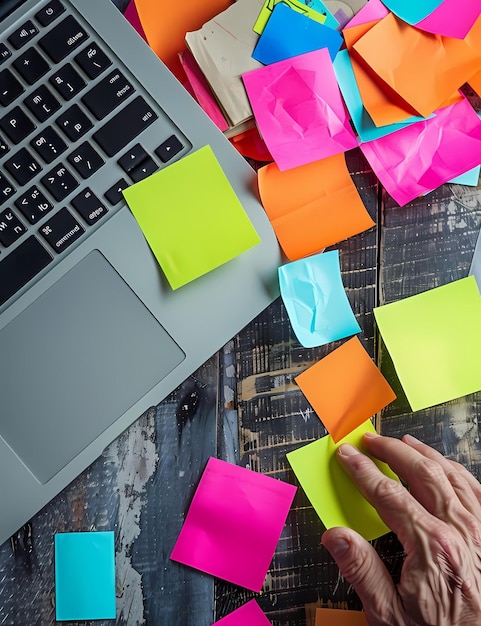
[321,433,481,626]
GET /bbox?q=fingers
[322,527,400,625]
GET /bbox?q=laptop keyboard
[0,0,191,307]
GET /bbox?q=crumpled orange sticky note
[351,11,481,118]
[295,336,396,442]
[257,154,375,261]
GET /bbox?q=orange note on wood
[315,608,368,625]
[352,11,481,118]
[257,154,374,261]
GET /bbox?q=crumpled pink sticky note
[360,96,481,207]
[242,48,358,171]
[213,600,272,625]
[170,457,297,592]
[415,0,480,39]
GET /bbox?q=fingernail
[327,537,350,558]
[338,443,360,457]
[363,431,380,439]
[404,434,422,445]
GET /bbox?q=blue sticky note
[449,166,480,186]
[278,250,361,348]
[380,0,444,25]
[55,531,116,621]
[333,50,429,143]
[252,2,342,66]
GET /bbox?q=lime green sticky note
[253,0,328,35]
[286,420,399,541]
[374,276,481,412]
[123,145,261,289]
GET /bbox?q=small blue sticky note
[449,166,480,186]
[252,2,343,66]
[55,531,116,621]
[278,250,361,347]
[333,50,430,143]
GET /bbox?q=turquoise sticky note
[252,2,343,66]
[449,165,480,186]
[55,531,116,621]
[380,0,444,25]
[278,250,361,347]
[333,50,430,143]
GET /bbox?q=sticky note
[378,0,444,25]
[243,48,357,171]
[287,420,399,540]
[258,155,374,261]
[170,457,297,592]
[295,337,396,442]
[55,531,116,621]
[344,0,388,27]
[315,608,368,625]
[123,145,260,289]
[278,250,361,348]
[359,97,481,207]
[415,0,481,39]
[214,600,272,625]
[254,0,338,34]
[374,276,481,412]
[252,3,343,66]
[449,166,480,187]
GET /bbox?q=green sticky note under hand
[287,420,399,541]
[374,276,481,411]
[123,145,261,289]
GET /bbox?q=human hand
[321,432,481,626]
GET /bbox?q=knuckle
[414,456,445,483]
[372,476,405,507]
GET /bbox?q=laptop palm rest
[0,250,185,484]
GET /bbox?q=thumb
[322,527,399,625]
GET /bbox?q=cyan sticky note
[449,165,480,186]
[252,2,343,65]
[55,531,116,621]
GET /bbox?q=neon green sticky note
[253,0,328,35]
[123,145,261,289]
[286,420,399,541]
[374,276,481,411]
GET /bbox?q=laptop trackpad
[0,250,185,484]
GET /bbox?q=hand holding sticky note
[123,145,260,289]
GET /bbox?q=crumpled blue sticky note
[252,2,343,66]
[278,250,361,347]
[55,531,116,621]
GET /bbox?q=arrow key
[118,143,149,174]
[155,135,184,163]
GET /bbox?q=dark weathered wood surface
[1,3,481,623]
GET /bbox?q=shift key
[93,96,158,157]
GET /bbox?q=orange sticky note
[352,12,481,118]
[257,155,375,261]
[295,336,396,443]
[133,0,232,82]
[469,69,481,98]
[315,608,368,626]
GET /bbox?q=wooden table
[1,4,481,624]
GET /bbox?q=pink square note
[213,600,271,625]
[170,457,297,592]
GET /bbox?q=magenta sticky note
[360,96,481,207]
[416,0,480,39]
[242,48,357,171]
[213,600,272,625]
[170,457,296,592]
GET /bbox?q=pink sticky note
[242,48,357,171]
[344,0,389,28]
[170,457,297,592]
[360,96,481,207]
[416,1,481,39]
[124,0,147,40]
[213,600,272,625]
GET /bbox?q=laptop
[0,0,281,545]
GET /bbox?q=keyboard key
[0,236,52,306]
[0,43,11,65]
[56,104,93,141]
[155,135,184,163]
[93,96,158,157]
[35,0,66,27]
[71,188,108,225]
[24,85,61,123]
[130,156,158,182]
[75,43,112,79]
[0,135,8,157]
[38,15,88,63]
[0,173,15,205]
[13,47,50,85]
[0,209,26,247]
[15,186,53,223]
[39,207,84,252]
[0,69,24,106]
[82,69,134,120]
[118,143,149,173]
[67,141,104,179]
[41,164,78,201]
[104,178,129,205]
[49,63,86,100]
[8,21,39,50]
[31,126,67,163]
[4,147,41,185]
[0,106,36,144]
